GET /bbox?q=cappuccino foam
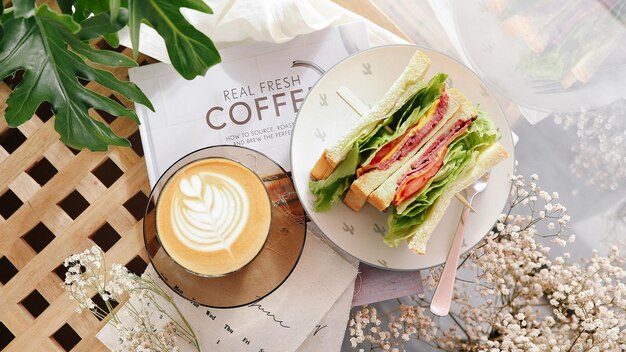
[156,158,271,276]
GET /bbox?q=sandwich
[309,50,464,212]
[490,0,625,88]
[369,106,508,254]
[308,49,509,255]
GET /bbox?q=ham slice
[393,148,446,206]
[392,116,476,205]
[356,90,449,177]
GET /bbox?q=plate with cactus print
[290,45,514,270]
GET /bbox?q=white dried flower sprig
[349,173,626,352]
[62,247,200,352]
[553,100,626,191]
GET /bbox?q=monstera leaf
[58,0,126,47]
[77,9,129,46]
[0,4,153,151]
[0,0,221,151]
[0,3,4,41]
[13,0,35,18]
[128,0,221,79]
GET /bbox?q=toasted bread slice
[407,142,508,254]
[310,150,336,181]
[343,88,466,211]
[309,50,431,181]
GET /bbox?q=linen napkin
[97,229,359,351]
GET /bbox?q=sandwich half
[309,50,465,212]
[369,103,508,254]
[309,50,431,182]
[343,87,466,211]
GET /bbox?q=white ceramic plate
[291,45,515,270]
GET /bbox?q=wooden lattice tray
[0,36,157,350]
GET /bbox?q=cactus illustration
[373,223,386,236]
[319,93,328,106]
[480,84,488,97]
[481,42,493,53]
[342,222,355,235]
[362,62,372,75]
[314,128,326,142]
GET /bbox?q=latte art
[155,158,272,276]
[173,173,249,252]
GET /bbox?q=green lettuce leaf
[384,112,499,247]
[308,147,359,211]
[359,73,447,156]
[308,73,447,212]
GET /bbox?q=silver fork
[532,62,626,94]
[430,172,490,317]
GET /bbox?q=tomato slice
[393,148,447,206]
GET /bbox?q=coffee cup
[143,146,306,308]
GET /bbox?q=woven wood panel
[0,28,158,350]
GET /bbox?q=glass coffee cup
[143,146,306,308]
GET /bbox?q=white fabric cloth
[117,0,408,62]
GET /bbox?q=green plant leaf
[13,0,36,18]
[128,0,221,79]
[0,2,4,40]
[103,33,121,48]
[77,8,128,40]
[60,0,127,47]
[0,5,154,151]
[57,0,76,15]
[74,0,110,21]
[110,0,121,22]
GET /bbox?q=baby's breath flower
[62,245,200,351]
[553,102,626,190]
[348,173,625,352]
